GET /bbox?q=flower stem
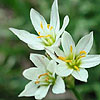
[71,87,83,100]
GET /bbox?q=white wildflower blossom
[9,0,69,50]
[19,54,65,99]
[46,31,100,82]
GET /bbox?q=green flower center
[37,22,56,46]
[35,72,55,86]
[58,46,86,71]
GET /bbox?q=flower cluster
[9,0,100,99]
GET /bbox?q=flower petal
[30,8,47,34]
[23,67,46,80]
[60,16,69,33]
[18,81,38,97]
[56,63,73,77]
[47,60,56,74]
[50,0,60,32]
[52,76,65,94]
[57,15,69,40]
[9,28,44,50]
[76,31,93,55]
[80,55,100,68]
[61,31,75,56]
[35,85,51,100]
[28,43,44,50]
[72,68,88,82]
[30,53,49,68]
[45,47,65,64]
[52,38,61,47]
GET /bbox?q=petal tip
[84,79,88,82]
[65,15,69,20]
[9,27,15,31]
[30,53,34,60]
[90,31,93,35]
[22,69,27,77]
[9,27,12,30]
[30,8,34,13]
[18,93,23,97]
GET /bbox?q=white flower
[46,31,100,82]
[19,54,65,99]
[9,0,69,50]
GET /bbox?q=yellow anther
[37,34,51,38]
[70,45,73,53]
[80,55,86,58]
[45,77,49,81]
[74,66,79,71]
[45,35,51,37]
[35,80,40,84]
[40,22,43,29]
[38,32,41,35]
[80,51,86,58]
[65,60,72,63]
[37,36,45,38]
[50,26,53,30]
[58,56,72,63]
[47,24,50,29]
[80,51,86,55]
[58,56,66,61]
[38,73,49,79]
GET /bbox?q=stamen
[38,32,40,35]
[70,45,73,53]
[38,73,49,79]
[40,22,43,29]
[37,36,45,38]
[74,66,79,71]
[50,26,53,30]
[35,80,40,84]
[45,35,51,37]
[80,51,86,58]
[47,24,50,29]
[80,51,86,55]
[80,55,86,58]
[65,60,72,63]
[58,56,66,61]
[45,77,49,81]
[37,35,51,38]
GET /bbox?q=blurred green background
[0,0,100,100]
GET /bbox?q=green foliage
[0,0,100,100]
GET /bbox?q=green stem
[71,87,82,100]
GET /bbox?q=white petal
[53,46,65,57]
[47,60,56,73]
[76,32,93,55]
[35,85,50,100]
[72,68,88,82]
[52,38,61,47]
[56,63,73,77]
[45,47,65,64]
[9,28,41,43]
[50,0,60,32]
[23,67,46,80]
[52,76,65,94]
[60,16,69,33]
[57,15,69,39]
[18,81,38,97]
[30,53,49,68]
[61,31,75,56]
[9,28,44,50]
[80,55,100,68]
[30,8,47,34]
[28,43,44,50]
